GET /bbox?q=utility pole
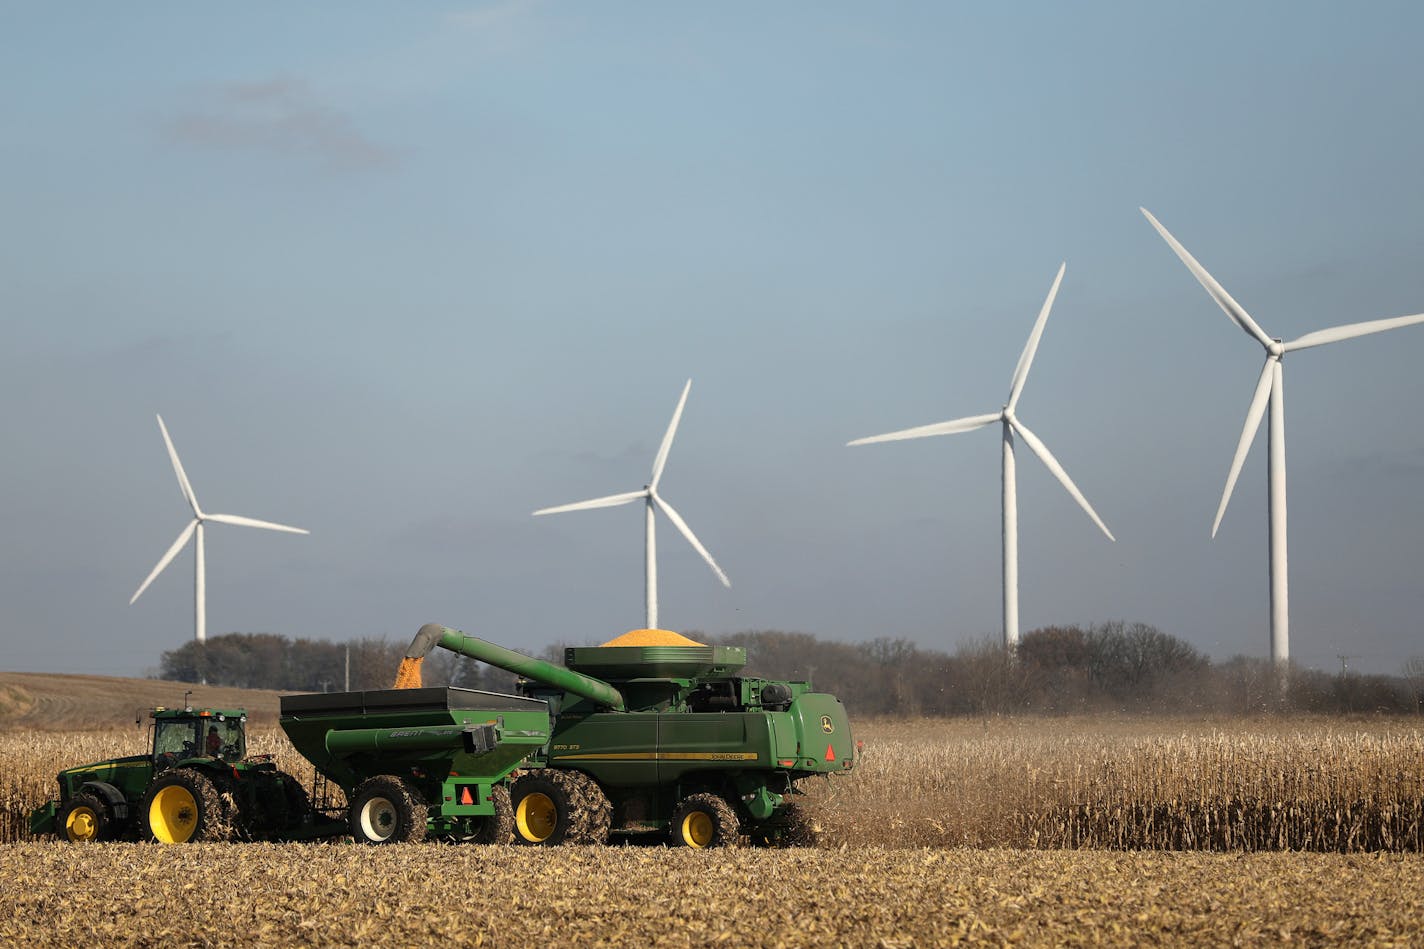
[1337,654,1359,675]
[344,644,351,692]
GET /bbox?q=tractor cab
[149,707,247,769]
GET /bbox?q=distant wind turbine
[847,264,1115,651]
[130,415,309,643]
[533,379,730,630]
[1143,207,1424,669]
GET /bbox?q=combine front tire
[511,770,611,845]
[670,793,739,849]
[142,770,236,843]
[56,793,111,843]
[350,776,427,844]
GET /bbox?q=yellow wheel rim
[516,792,557,843]
[65,805,100,842]
[681,811,715,848]
[149,785,199,843]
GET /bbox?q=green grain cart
[278,685,552,844]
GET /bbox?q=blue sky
[3,2,1423,676]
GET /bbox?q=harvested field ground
[4,676,1424,944]
[2,843,1421,947]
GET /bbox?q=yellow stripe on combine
[553,752,758,762]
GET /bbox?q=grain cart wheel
[511,770,607,845]
[350,775,427,844]
[56,793,111,843]
[142,769,237,843]
[470,784,515,845]
[670,793,740,849]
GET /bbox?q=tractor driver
[206,725,223,757]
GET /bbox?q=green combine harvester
[34,623,855,847]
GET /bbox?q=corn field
[6,716,1424,852]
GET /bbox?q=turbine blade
[156,414,201,515]
[1010,419,1116,542]
[650,379,692,490]
[1140,208,1275,350]
[533,490,648,516]
[1212,358,1274,537]
[204,513,310,534]
[130,519,199,604]
[651,493,731,587]
[1284,312,1424,353]
[1007,262,1066,410]
[847,412,1001,447]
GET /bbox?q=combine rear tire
[669,793,739,849]
[511,770,610,845]
[56,793,111,843]
[350,776,427,844]
[142,770,237,843]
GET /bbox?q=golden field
[4,674,1424,944]
[2,843,1422,947]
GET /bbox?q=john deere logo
[819,715,834,734]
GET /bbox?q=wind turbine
[533,379,730,630]
[130,414,309,643]
[847,264,1115,651]
[1143,208,1424,670]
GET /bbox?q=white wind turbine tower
[533,379,730,630]
[130,414,310,643]
[1143,208,1424,670]
[848,264,1115,651]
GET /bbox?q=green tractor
[30,704,328,843]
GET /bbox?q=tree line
[158,623,1424,717]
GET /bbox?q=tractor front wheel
[670,793,740,849]
[349,776,427,844]
[142,770,237,843]
[57,793,112,843]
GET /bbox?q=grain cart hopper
[31,704,327,843]
[395,623,855,848]
[278,686,552,843]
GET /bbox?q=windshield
[203,718,245,762]
[153,716,246,766]
[153,720,198,766]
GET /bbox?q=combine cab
[30,705,332,843]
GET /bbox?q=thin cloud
[446,0,541,33]
[164,78,397,172]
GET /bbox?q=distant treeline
[158,624,1424,716]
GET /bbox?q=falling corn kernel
[392,656,424,689]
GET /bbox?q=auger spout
[400,623,626,711]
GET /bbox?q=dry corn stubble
[6,716,1424,851]
[1,843,1421,947]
